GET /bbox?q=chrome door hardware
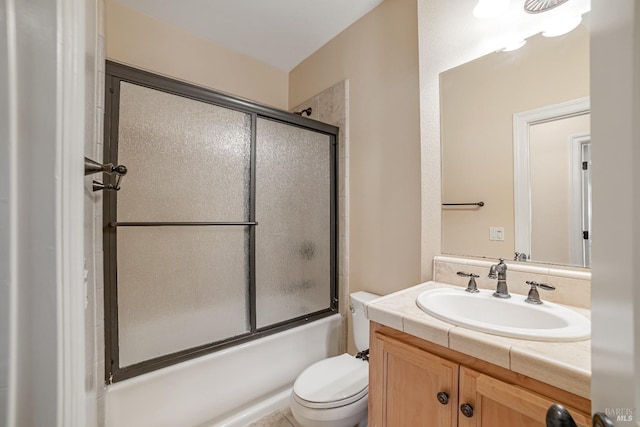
[84,157,127,192]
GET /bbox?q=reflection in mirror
[513,99,591,267]
[440,23,589,267]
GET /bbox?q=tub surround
[365,281,590,399]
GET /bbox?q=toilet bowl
[290,291,379,427]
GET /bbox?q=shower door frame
[103,61,339,383]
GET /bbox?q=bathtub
[105,314,342,427]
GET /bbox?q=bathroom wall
[105,0,289,110]
[288,0,422,297]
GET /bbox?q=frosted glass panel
[256,118,332,328]
[117,82,251,222]
[117,227,249,366]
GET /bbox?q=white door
[1,0,88,426]
[580,141,592,267]
[590,0,640,425]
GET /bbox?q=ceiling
[115,0,385,71]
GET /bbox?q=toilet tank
[350,291,380,351]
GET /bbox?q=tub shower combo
[101,62,340,426]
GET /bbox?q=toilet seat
[293,354,369,410]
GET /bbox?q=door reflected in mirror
[440,23,590,267]
[514,103,591,267]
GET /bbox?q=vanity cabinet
[369,330,459,426]
[369,322,591,427]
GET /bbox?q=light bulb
[473,0,510,19]
[542,14,582,37]
[502,39,527,52]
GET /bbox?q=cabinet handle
[460,403,474,418]
[436,391,449,405]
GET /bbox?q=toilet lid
[293,354,369,409]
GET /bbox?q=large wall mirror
[440,21,590,268]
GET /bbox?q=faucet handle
[525,281,555,304]
[457,272,479,278]
[457,272,480,293]
[526,281,555,291]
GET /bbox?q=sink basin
[416,288,590,341]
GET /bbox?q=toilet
[290,291,380,427]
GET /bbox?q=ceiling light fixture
[502,39,528,51]
[541,13,582,37]
[524,0,570,14]
[473,0,510,19]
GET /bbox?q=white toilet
[290,291,380,427]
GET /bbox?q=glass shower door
[103,62,338,381]
[255,118,334,328]
[115,82,252,367]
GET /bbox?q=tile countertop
[365,281,591,399]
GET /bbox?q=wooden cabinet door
[458,366,591,427]
[369,333,459,427]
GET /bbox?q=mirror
[440,23,590,267]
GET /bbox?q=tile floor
[247,405,303,427]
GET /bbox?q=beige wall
[440,27,589,260]
[105,0,289,110]
[289,0,422,296]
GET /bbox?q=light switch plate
[489,227,505,241]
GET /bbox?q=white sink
[416,287,590,341]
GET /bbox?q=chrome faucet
[488,258,510,298]
[514,252,529,262]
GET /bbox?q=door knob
[592,412,615,427]
[546,404,577,427]
[460,403,474,417]
[547,404,616,427]
[436,391,449,405]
